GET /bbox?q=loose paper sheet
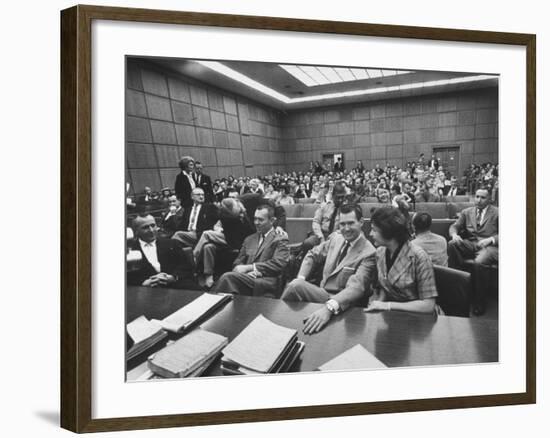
[318,344,387,371]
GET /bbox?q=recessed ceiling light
[195,60,291,103]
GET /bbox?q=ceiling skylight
[280,65,412,86]
[195,61,496,106]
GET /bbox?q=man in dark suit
[429,154,439,170]
[174,156,196,208]
[215,180,231,203]
[136,186,158,204]
[442,177,466,197]
[126,214,193,288]
[171,188,218,248]
[333,157,344,172]
[282,204,377,334]
[158,195,184,238]
[211,204,289,297]
[448,187,498,315]
[303,175,313,197]
[193,161,214,203]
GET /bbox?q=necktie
[476,208,483,228]
[189,206,198,231]
[258,233,265,250]
[328,206,339,234]
[337,241,350,265]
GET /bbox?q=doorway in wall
[322,152,344,172]
[432,146,460,176]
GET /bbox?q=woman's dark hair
[370,207,410,244]
[391,184,402,194]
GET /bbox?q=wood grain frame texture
[60,4,536,433]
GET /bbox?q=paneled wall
[281,87,498,176]
[126,58,498,193]
[126,59,285,195]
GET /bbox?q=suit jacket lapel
[479,205,494,228]
[254,230,275,260]
[326,236,346,274]
[330,235,367,276]
[135,239,158,273]
[470,208,478,230]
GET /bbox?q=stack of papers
[148,329,229,378]
[126,316,167,361]
[221,314,304,375]
[160,293,232,333]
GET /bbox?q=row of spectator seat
[283,202,474,220]
[295,195,471,204]
[282,202,474,244]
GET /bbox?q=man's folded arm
[232,244,248,268]
[297,238,329,279]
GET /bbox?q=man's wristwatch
[325,298,341,315]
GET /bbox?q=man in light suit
[448,187,498,315]
[211,204,289,297]
[282,204,377,334]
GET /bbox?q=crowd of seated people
[126,154,499,326]
[464,162,498,200]
[129,154,499,213]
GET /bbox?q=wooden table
[126,287,498,380]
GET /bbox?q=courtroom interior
[125,56,499,380]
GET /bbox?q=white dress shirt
[258,227,274,249]
[139,239,161,273]
[188,204,202,231]
[476,205,489,226]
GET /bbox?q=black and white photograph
[125,57,499,381]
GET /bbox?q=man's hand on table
[302,307,332,335]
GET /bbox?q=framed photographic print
[60,4,536,433]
